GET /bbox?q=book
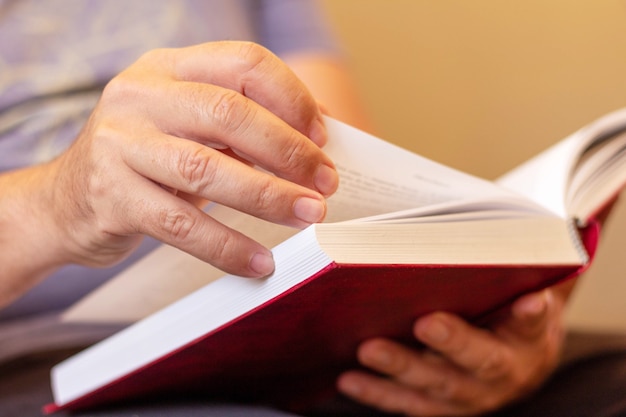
[45,109,626,414]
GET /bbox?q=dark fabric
[0,349,301,417]
[3,334,626,417]
[487,349,626,417]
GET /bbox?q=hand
[337,287,568,416]
[39,41,338,277]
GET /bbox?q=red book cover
[43,110,626,415]
[44,221,599,415]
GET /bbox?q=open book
[46,109,626,414]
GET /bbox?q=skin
[0,41,339,307]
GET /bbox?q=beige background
[321,0,626,333]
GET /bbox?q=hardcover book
[46,109,626,414]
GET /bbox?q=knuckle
[277,137,311,174]
[206,88,254,134]
[206,229,239,268]
[100,74,127,100]
[207,231,229,260]
[251,177,280,214]
[102,49,171,104]
[156,206,197,242]
[177,147,217,194]
[101,71,141,104]
[237,41,272,74]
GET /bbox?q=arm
[0,41,338,308]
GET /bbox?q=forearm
[0,162,66,307]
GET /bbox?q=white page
[323,117,530,222]
[497,108,626,218]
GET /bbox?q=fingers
[106,47,338,197]
[123,132,328,228]
[338,288,566,417]
[351,339,462,399]
[143,81,337,196]
[413,289,558,381]
[106,173,276,277]
[63,41,341,276]
[337,339,476,416]
[506,289,552,339]
[337,316,520,417]
[166,41,327,147]
[414,313,513,382]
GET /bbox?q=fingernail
[314,164,339,196]
[367,346,393,367]
[337,375,363,397]
[422,318,450,344]
[249,251,275,276]
[293,196,326,224]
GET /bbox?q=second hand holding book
[46,109,626,413]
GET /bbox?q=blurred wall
[321,0,626,333]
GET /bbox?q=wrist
[0,162,70,303]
